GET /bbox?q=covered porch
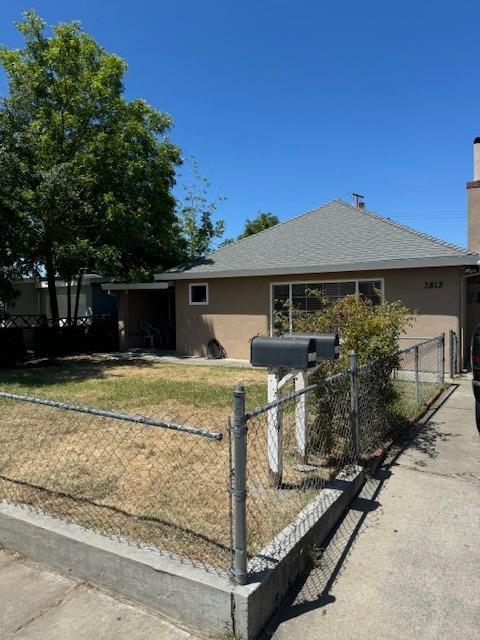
[102,282,175,351]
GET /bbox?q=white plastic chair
[139,320,160,349]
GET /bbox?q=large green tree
[177,158,225,260]
[0,11,183,320]
[0,147,29,307]
[219,211,279,247]
[239,211,278,238]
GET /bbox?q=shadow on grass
[0,355,159,388]
[0,352,268,415]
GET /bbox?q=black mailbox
[250,336,317,369]
[286,332,340,361]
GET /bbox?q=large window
[271,279,383,333]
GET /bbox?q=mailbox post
[251,334,339,487]
[267,368,284,487]
[251,336,317,487]
[287,333,340,464]
[294,370,308,463]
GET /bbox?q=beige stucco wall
[175,267,463,362]
[175,277,270,358]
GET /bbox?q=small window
[189,283,208,305]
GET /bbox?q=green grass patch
[0,356,267,417]
[391,378,444,421]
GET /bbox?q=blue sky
[1,1,479,247]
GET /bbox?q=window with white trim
[189,283,209,305]
[271,279,383,332]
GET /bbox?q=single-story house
[105,140,480,368]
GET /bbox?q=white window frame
[189,282,209,306]
[269,277,385,334]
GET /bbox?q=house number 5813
[424,281,443,289]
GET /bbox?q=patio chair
[139,320,160,349]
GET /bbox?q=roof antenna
[352,193,365,209]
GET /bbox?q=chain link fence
[242,370,353,577]
[449,329,459,376]
[0,335,445,583]
[0,393,232,572]
[357,336,444,457]
[236,335,445,580]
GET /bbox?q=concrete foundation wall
[234,466,365,639]
[0,502,234,636]
[174,267,463,363]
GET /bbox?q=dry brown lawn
[0,356,337,571]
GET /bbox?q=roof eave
[155,255,479,281]
[101,282,170,292]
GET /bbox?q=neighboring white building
[6,274,117,319]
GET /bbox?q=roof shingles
[161,200,476,278]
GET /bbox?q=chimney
[467,138,480,252]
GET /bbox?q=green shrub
[275,293,415,458]
[275,292,414,369]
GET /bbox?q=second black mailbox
[250,335,317,369]
[286,332,339,361]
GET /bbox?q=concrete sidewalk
[269,379,480,640]
[0,547,197,640]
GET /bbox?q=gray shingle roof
[158,199,477,279]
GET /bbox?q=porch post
[117,291,129,351]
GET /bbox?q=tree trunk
[67,275,72,326]
[45,245,59,324]
[73,272,83,324]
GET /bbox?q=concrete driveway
[268,379,480,640]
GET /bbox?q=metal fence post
[232,384,248,586]
[349,351,359,461]
[439,333,445,384]
[414,345,420,405]
[449,330,454,378]
[453,331,458,376]
[454,331,458,376]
